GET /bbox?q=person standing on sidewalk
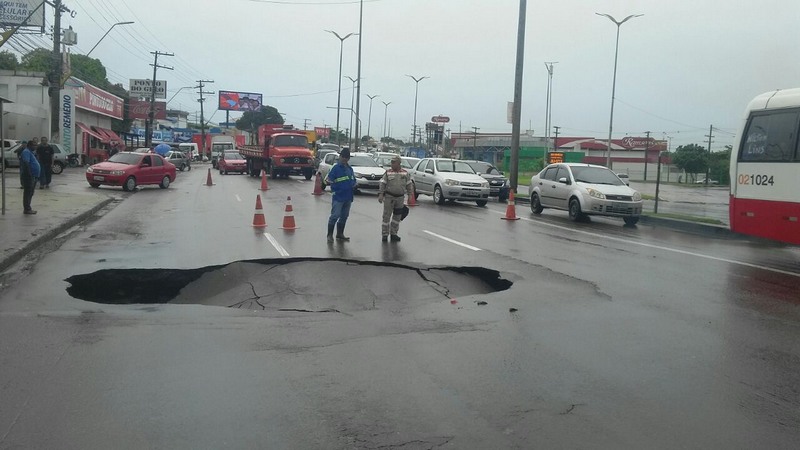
[377,155,413,242]
[36,136,54,189]
[20,140,41,214]
[324,148,356,243]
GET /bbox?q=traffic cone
[205,168,214,186]
[252,194,267,228]
[279,196,299,230]
[501,190,520,221]
[311,172,324,195]
[406,185,418,207]
[260,169,270,191]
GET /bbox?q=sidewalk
[0,168,115,273]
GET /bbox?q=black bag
[400,206,409,221]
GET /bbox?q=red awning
[76,122,108,143]
[94,127,122,145]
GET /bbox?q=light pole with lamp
[596,12,642,169]
[365,94,378,145]
[406,75,429,147]
[382,100,391,141]
[87,21,135,56]
[325,30,356,146]
[345,76,358,148]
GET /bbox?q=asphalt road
[1,167,798,449]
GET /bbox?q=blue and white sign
[60,89,75,155]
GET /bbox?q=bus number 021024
[737,174,774,186]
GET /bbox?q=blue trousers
[327,199,352,233]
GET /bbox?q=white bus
[729,88,800,245]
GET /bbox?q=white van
[178,143,199,161]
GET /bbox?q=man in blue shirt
[20,140,41,214]
[324,149,356,242]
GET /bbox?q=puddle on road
[65,258,512,312]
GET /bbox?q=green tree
[0,51,19,70]
[19,48,51,72]
[672,144,708,181]
[69,54,108,88]
[709,148,732,184]
[235,105,284,143]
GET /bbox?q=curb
[639,214,734,238]
[0,197,115,273]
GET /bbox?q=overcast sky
[45,0,800,149]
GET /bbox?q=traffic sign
[431,115,450,123]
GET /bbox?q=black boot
[335,223,350,241]
[327,223,335,243]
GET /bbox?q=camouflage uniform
[378,163,412,240]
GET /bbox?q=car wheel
[179,163,185,172]
[623,216,639,226]
[89,183,100,188]
[123,176,136,192]
[159,175,171,189]
[531,193,544,214]
[476,200,488,207]
[224,170,229,175]
[568,197,585,222]
[51,161,64,174]
[433,185,445,205]
[187,165,191,171]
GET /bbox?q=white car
[349,152,385,193]
[409,158,490,206]
[530,163,643,225]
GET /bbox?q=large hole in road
[65,258,512,312]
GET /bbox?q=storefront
[61,77,124,164]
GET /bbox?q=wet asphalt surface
[1,167,799,449]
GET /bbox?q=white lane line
[423,230,482,251]
[264,232,290,257]
[488,209,800,278]
[235,194,242,202]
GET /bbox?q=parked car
[616,173,630,186]
[50,143,69,174]
[217,151,247,175]
[462,160,511,201]
[1,142,24,170]
[165,150,192,171]
[530,163,643,225]
[695,177,719,185]
[316,151,339,190]
[409,158,490,206]
[349,152,385,193]
[315,143,340,169]
[85,152,176,191]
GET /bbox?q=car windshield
[571,166,625,185]
[401,158,418,169]
[436,160,476,174]
[467,161,494,174]
[273,135,309,147]
[349,155,379,167]
[108,153,141,165]
[224,152,243,160]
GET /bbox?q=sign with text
[71,78,124,120]
[129,79,167,99]
[60,89,76,154]
[431,115,450,123]
[128,99,166,120]
[218,91,263,111]
[0,0,45,29]
[314,127,330,138]
[547,152,564,164]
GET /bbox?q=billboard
[128,99,167,120]
[218,91,263,112]
[60,89,76,155]
[314,127,330,138]
[0,0,45,29]
[129,79,167,99]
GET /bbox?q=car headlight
[111,170,125,175]
[444,179,460,186]
[586,188,606,199]
[632,191,642,201]
[481,181,489,188]
[354,173,364,178]
[86,166,94,173]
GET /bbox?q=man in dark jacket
[324,148,356,242]
[20,140,41,214]
[36,136,54,188]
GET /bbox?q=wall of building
[0,70,49,141]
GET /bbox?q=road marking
[264,233,290,256]
[235,194,242,202]
[488,209,800,278]
[423,230,482,251]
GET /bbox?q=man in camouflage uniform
[377,155,413,242]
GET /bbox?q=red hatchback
[218,151,247,175]
[86,152,177,191]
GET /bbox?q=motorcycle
[67,153,81,168]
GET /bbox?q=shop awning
[94,127,123,145]
[76,122,108,142]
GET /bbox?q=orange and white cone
[279,196,299,230]
[501,190,520,221]
[252,194,267,228]
[205,168,214,186]
[311,172,324,195]
[406,185,418,207]
[260,169,270,191]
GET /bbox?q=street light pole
[325,30,355,146]
[406,75,429,147]
[382,101,391,141]
[345,76,358,149]
[596,12,643,170]
[87,21,134,57]
[366,94,378,144]
[166,86,194,106]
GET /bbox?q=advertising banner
[60,89,76,154]
[71,78,124,119]
[0,0,45,29]
[129,99,167,120]
[129,79,167,99]
[314,127,330,138]
[218,91,263,111]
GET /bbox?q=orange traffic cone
[311,172,324,195]
[406,185,418,207]
[252,194,267,228]
[501,190,520,220]
[279,196,299,230]
[260,169,270,191]
[205,168,214,186]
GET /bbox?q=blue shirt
[327,162,356,202]
[21,148,41,178]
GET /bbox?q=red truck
[238,124,315,179]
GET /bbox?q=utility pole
[196,80,215,158]
[704,125,714,186]
[553,125,560,152]
[544,61,558,153]
[49,0,70,138]
[472,126,480,158]
[509,0,527,191]
[303,118,310,130]
[643,130,651,181]
[144,51,173,147]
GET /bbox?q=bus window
[739,109,800,162]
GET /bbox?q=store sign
[314,127,330,138]
[72,80,124,119]
[129,79,167,99]
[431,115,450,123]
[129,99,166,120]
[0,0,45,28]
[547,152,564,164]
[60,89,76,154]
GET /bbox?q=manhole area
[65,258,512,312]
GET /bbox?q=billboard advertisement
[68,78,124,120]
[128,99,167,120]
[314,127,330,138]
[60,89,75,155]
[129,79,167,99]
[0,0,45,29]
[218,91,263,112]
